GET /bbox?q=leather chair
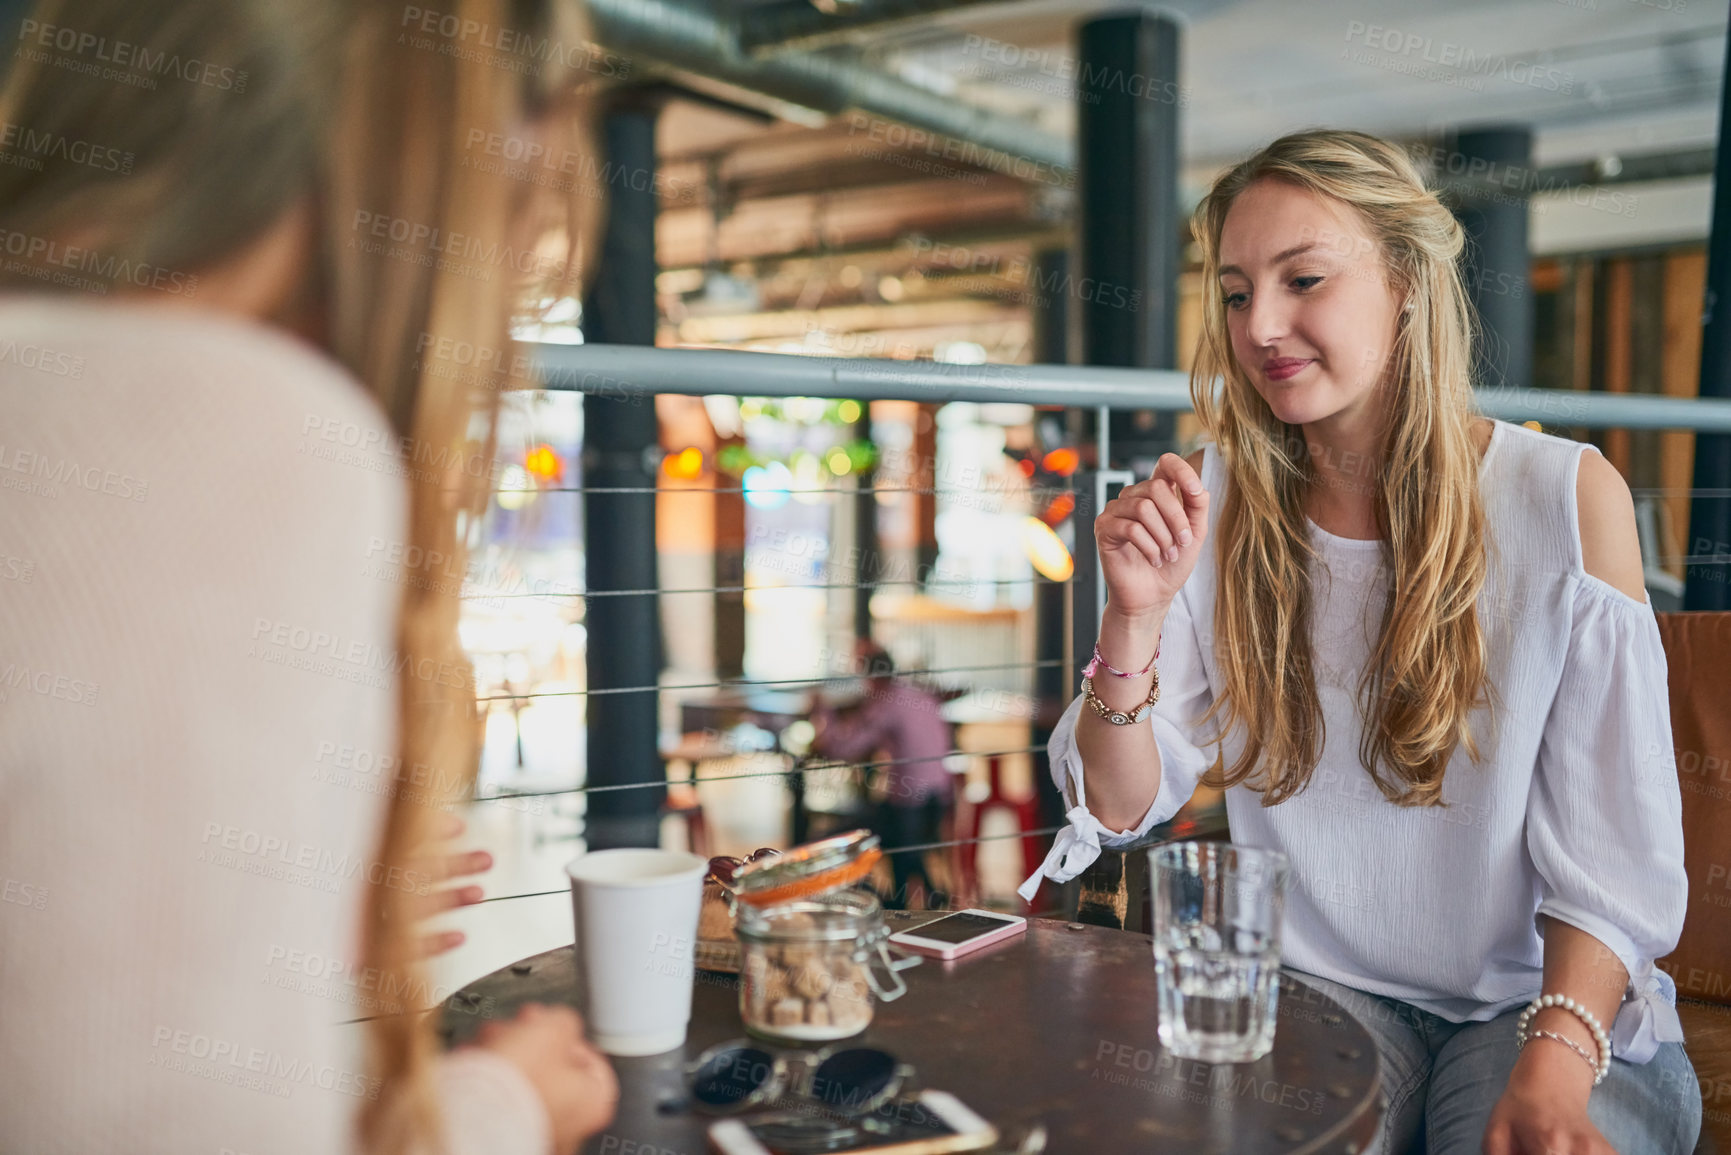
[1655,611,1731,1155]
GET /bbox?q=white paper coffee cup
[565,848,707,1056]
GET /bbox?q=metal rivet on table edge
[512,963,532,975]
[1329,1084,1354,1099]
[1337,1047,1362,1060]
[1066,922,1087,932]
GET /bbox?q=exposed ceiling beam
[585,0,1072,175]
[737,0,1009,55]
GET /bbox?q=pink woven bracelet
[1083,639,1160,679]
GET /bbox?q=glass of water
[1148,841,1289,1063]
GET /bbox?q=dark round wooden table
[440,913,1382,1154]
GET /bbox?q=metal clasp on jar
[855,924,920,1001]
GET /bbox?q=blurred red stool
[952,753,1043,904]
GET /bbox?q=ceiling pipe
[584,0,1072,176]
[736,0,1007,54]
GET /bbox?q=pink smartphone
[886,909,1027,961]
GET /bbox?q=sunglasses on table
[687,1038,932,1152]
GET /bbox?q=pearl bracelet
[1514,993,1611,1086]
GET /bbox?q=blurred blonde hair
[1189,129,1490,808]
[0,1,600,1150]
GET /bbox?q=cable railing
[475,662,1060,702]
[453,342,1731,926]
[475,745,1050,801]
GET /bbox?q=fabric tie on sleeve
[1017,805,1107,901]
[1610,965,1683,1063]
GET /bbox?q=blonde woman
[1022,131,1698,1154]
[0,0,616,1152]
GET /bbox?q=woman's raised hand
[403,811,492,959]
[1095,452,1210,620]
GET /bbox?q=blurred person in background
[811,642,954,908]
[0,1,618,1152]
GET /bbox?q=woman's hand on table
[408,811,493,958]
[475,1003,619,1153]
[1482,1044,1612,1155]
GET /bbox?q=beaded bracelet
[1515,993,1611,1086]
[1082,638,1160,680]
[1080,673,1160,725]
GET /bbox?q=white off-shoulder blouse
[1022,420,1689,1063]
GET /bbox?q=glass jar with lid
[732,830,919,1042]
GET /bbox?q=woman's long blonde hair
[1190,129,1490,808]
[0,1,599,1150]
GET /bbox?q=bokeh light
[662,446,704,481]
[743,461,793,509]
[1022,516,1074,582]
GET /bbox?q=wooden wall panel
[1630,257,1665,493]
[1661,250,1707,580]
[1601,259,1633,476]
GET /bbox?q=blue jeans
[1287,969,1702,1154]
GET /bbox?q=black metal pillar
[1030,248,1073,911]
[852,404,876,642]
[1078,11,1181,474]
[582,95,664,848]
[1451,125,1535,391]
[1686,36,1731,609]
